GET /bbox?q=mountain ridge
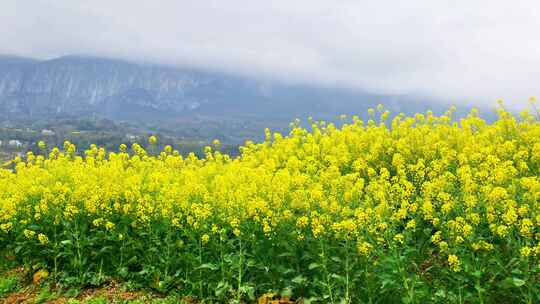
[0,55,439,122]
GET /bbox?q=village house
[41,129,56,136]
[8,139,23,148]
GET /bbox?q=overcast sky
[1,1,539,107]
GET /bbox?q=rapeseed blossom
[1,105,540,302]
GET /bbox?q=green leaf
[280,287,293,298]
[60,240,73,246]
[98,246,113,254]
[14,245,23,254]
[239,285,255,300]
[330,256,342,263]
[291,275,306,285]
[117,267,129,278]
[277,252,295,258]
[246,258,257,267]
[63,288,81,297]
[474,285,486,293]
[308,262,321,270]
[215,281,230,298]
[127,256,138,265]
[434,290,446,298]
[330,273,345,282]
[196,263,219,271]
[282,268,295,275]
[500,277,526,289]
[513,278,526,287]
[303,297,320,304]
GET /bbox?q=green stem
[476,277,484,304]
[220,233,225,283]
[396,246,414,304]
[199,239,203,300]
[365,260,373,304]
[99,258,103,282]
[237,236,243,303]
[345,239,350,304]
[53,225,58,281]
[119,237,124,270]
[320,239,335,304]
[75,222,83,282]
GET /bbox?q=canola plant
[1,104,540,303]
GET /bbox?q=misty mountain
[0,55,444,124]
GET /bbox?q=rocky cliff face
[0,55,434,123]
[0,56,249,118]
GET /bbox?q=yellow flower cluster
[1,105,540,276]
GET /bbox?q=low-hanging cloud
[1,0,539,107]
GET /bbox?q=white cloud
[1,0,539,107]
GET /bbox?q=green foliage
[0,275,19,298]
[84,296,108,304]
[2,107,540,302]
[34,287,60,304]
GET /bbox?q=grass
[0,275,19,298]
[0,267,210,303]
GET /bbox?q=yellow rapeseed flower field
[1,104,540,302]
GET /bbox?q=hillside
[0,55,440,123]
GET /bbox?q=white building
[8,140,23,148]
[41,129,56,136]
[126,134,139,142]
